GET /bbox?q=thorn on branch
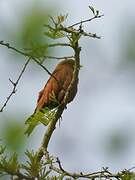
[56,157,65,172]
[9,78,16,86]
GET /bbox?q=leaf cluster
[25,107,58,136]
[0,146,56,179]
[119,170,135,180]
[0,146,20,177]
[1,145,135,180]
[88,5,100,17]
[44,15,68,39]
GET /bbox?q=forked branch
[0,57,31,112]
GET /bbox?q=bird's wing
[36,66,74,110]
[36,70,62,109]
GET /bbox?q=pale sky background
[0,0,135,175]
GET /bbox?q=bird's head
[54,59,75,71]
[56,58,83,70]
[57,58,75,66]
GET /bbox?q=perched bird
[35,59,78,111]
[25,59,78,136]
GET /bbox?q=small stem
[43,55,74,60]
[37,105,65,161]
[36,30,81,163]
[0,57,31,112]
[0,41,69,95]
[69,14,104,28]
[48,43,71,48]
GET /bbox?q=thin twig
[0,40,28,56]
[81,31,101,39]
[0,40,71,93]
[51,158,120,179]
[59,26,101,39]
[51,167,120,179]
[56,157,66,172]
[44,150,124,179]
[0,40,72,82]
[48,42,71,48]
[69,14,104,28]
[50,157,120,179]
[0,57,31,112]
[43,55,74,60]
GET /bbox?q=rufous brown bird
[25,59,78,136]
[35,59,78,111]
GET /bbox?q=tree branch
[51,162,120,179]
[42,55,74,60]
[36,35,81,162]
[69,14,104,28]
[59,26,101,39]
[0,41,71,77]
[48,42,71,48]
[42,150,134,180]
[0,57,31,112]
[0,40,69,96]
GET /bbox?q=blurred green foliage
[15,5,51,59]
[123,26,135,63]
[1,118,26,153]
[20,9,48,46]
[2,3,55,63]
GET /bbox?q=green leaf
[57,174,65,180]
[44,21,67,39]
[25,109,48,136]
[0,146,6,155]
[96,10,99,16]
[57,14,68,24]
[0,153,20,174]
[22,150,41,177]
[120,172,135,180]
[43,170,51,178]
[88,6,95,15]
[8,153,20,173]
[24,44,48,58]
[25,107,58,136]
[44,30,66,39]
[39,108,58,125]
